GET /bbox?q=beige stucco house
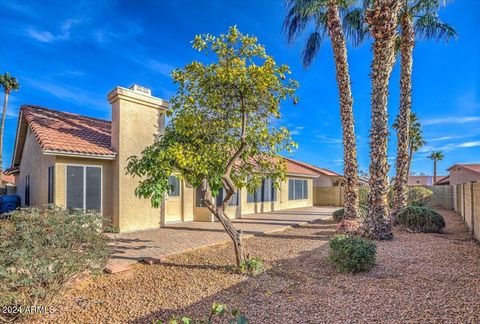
[446,163,480,186]
[8,85,322,233]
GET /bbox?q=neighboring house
[447,163,480,186]
[8,85,321,233]
[1,174,15,187]
[407,175,445,186]
[434,175,450,186]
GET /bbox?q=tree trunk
[433,160,437,183]
[407,145,414,180]
[0,92,8,174]
[364,0,400,240]
[200,179,245,268]
[327,4,359,220]
[393,13,414,216]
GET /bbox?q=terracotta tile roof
[283,157,341,177]
[450,163,480,174]
[434,175,450,185]
[21,105,116,157]
[1,174,15,184]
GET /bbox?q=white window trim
[65,164,103,212]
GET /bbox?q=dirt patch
[28,209,480,323]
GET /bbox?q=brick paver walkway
[108,206,336,269]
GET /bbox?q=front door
[165,176,182,223]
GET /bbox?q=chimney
[107,85,168,232]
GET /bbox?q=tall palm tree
[393,0,456,214]
[0,73,19,173]
[363,0,401,240]
[393,112,426,178]
[428,151,444,183]
[283,0,366,220]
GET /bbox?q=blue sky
[0,0,479,177]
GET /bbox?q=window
[247,179,276,203]
[66,165,102,211]
[168,176,180,197]
[48,166,54,204]
[25,174,30,206]
[288,178,308,200]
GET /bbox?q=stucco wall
[313,175,333,187]
[313,186,344,206]
[109,87,168,232]
[54,156,113,220]
[16,127,55,207]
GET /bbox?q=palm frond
[283,0,328,44]
[302,31,322,68]
[415,13,457,42]
[342,8,369,47]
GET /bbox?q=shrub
[327,234,376,273]
[396,206,445,233]
[407,186,433,206]
[332,205,367,223]
[156,303,248,324]
[358,187,369,206]
[240,256,263,275]
[0,207,110,319]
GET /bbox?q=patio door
[165,176,182,223]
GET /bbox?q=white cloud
[458,141,480,148]
[26,19,79,43]
[314,134,342,144]
[147,60,175,77]
[423,116,480,125]
[290,126,304,135]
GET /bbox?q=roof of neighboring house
[434,175,450,185]
[1,174,15,184]
[12,105,116,166]
[283,157,342,177]
[447,163,480,174]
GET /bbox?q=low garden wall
[313,186,344,206]
[425,185,453,210]
[453,182,480,241]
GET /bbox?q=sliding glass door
[66,165,102,211]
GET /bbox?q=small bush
[156,303,248,324]
[396,206,445,233]
[407,187,433,206]
[358,187,369,206]
[328,234,376,273]
[332,205,367,223]
[240,256,263,275]
[0,207,110,319]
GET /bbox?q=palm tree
[393,0,456,214]
[428,151,444,183]
[0,73,19,173]
[363,0,401,240]
[393,112,426,178]
[283,0,366,220]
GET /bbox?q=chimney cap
[129,84,151,96]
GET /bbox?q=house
[434,175,450,186]
[407,175,444,186]
[446,163,480,185]
[1,173,15,187]
[7,85,321,233]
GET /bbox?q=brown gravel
[28,209,480,323]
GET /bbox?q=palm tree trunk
[364,0,400,240]
[433,160,437,183]
[393,13,414,215]
[0,92,8,174]
[407,145,414,180]
[327,4,359,220]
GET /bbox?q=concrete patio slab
[107,206,337,271]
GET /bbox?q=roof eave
[43,150,117,160]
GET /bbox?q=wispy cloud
[146,60,176,77]
[26,19,79,43]
[290,126,304,135]
[423,116,480,126]
[314,134,342,144]
[26,79,107,111]
[419,140,480,153]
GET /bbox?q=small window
[66,165,102,211]
[48,166,55,204]
[289,178,308,200]
[195,187,204,207]
[216,188,239,206]
[168,176,180,197]
[25,174,30,206]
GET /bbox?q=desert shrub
[358,187,369,206]
[407,186,433,206]
[156,303,248,324]
[0,207,110,319]
[240,256,263,275]
[328,234,376,273]
[332,205,368,223]
[396,206,445,233]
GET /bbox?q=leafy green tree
[393,0,456,214]
[0,73,19,172]
[363,0,401,240]
[127,27,298,268]
[283,0,366,220]
[427,151,444,183]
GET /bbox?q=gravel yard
[30,209,480,323]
